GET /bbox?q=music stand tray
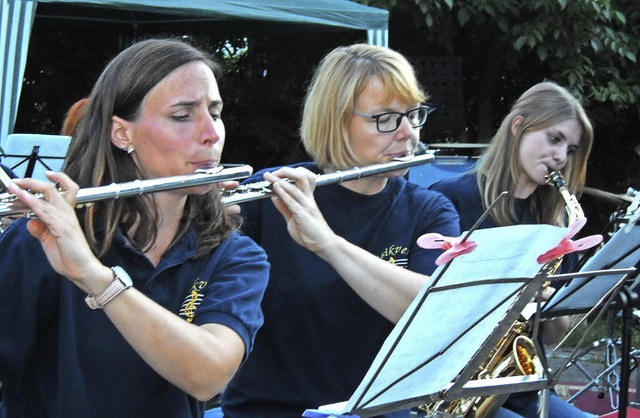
[305,224,574,417]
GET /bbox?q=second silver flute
[221,152,435,206]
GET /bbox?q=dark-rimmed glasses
[353,105,436,133]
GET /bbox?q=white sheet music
[338,224,569,416]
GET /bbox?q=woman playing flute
[221,44,460,418]
[0,38,269,418]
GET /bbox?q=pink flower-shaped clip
[417,233,478,266]
[537,217,603,264]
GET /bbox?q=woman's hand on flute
[264,167,337,254]
[7,171,105,287]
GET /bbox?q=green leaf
[457,8,471,26]
[626,51,637,63]
[537,45,548,61]
[515,36,528,51]
[614,11,626,25]
[557,46,566,59]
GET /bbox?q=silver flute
[0,164,253,218]
[220,152,435,206]
[0,153,436,217]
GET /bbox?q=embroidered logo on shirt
[380,244,409,268]
[179,279,207,323]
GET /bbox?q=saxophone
[419,171,583,418]
[418,321,543,418]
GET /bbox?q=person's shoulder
[430,172,476,191]
[205,232,270,281]
[222,231,267,256]
[401,178,458,213]
[403,177,452,200]
[429,172,479,199]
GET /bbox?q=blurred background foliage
[13,0,640,235]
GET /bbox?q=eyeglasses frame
[352,104,437,133]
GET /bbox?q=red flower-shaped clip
[417,233,478,266]
[537,217,603,264]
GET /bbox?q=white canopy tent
[0,0,388,148]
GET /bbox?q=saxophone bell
[473,334,544,418]
[419,323,544,418]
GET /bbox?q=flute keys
[0,192,19,203]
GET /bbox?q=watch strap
[85,266,132,309]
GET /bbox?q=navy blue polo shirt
[0,218,269,418]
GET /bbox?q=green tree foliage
[363,0,639,106]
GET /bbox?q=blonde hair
[301,44,426,171]
[477,81,594,226]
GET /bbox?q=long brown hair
[65,38,239,258]
[476,81,593,227]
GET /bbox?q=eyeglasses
[353,105,436,133]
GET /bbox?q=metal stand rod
[616,286,638,418]
[24,146,41,178]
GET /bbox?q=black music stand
[5,145,51,178]
[543,221,640,418]
[0,134,71,181]
[303,223,583,418]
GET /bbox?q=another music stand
[1,134,71,181]
[543,222,640,418]
[543,224,640,317]
[304,223,583,418]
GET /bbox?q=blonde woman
[221,44,460,418]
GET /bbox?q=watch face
[112,266,133,287]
